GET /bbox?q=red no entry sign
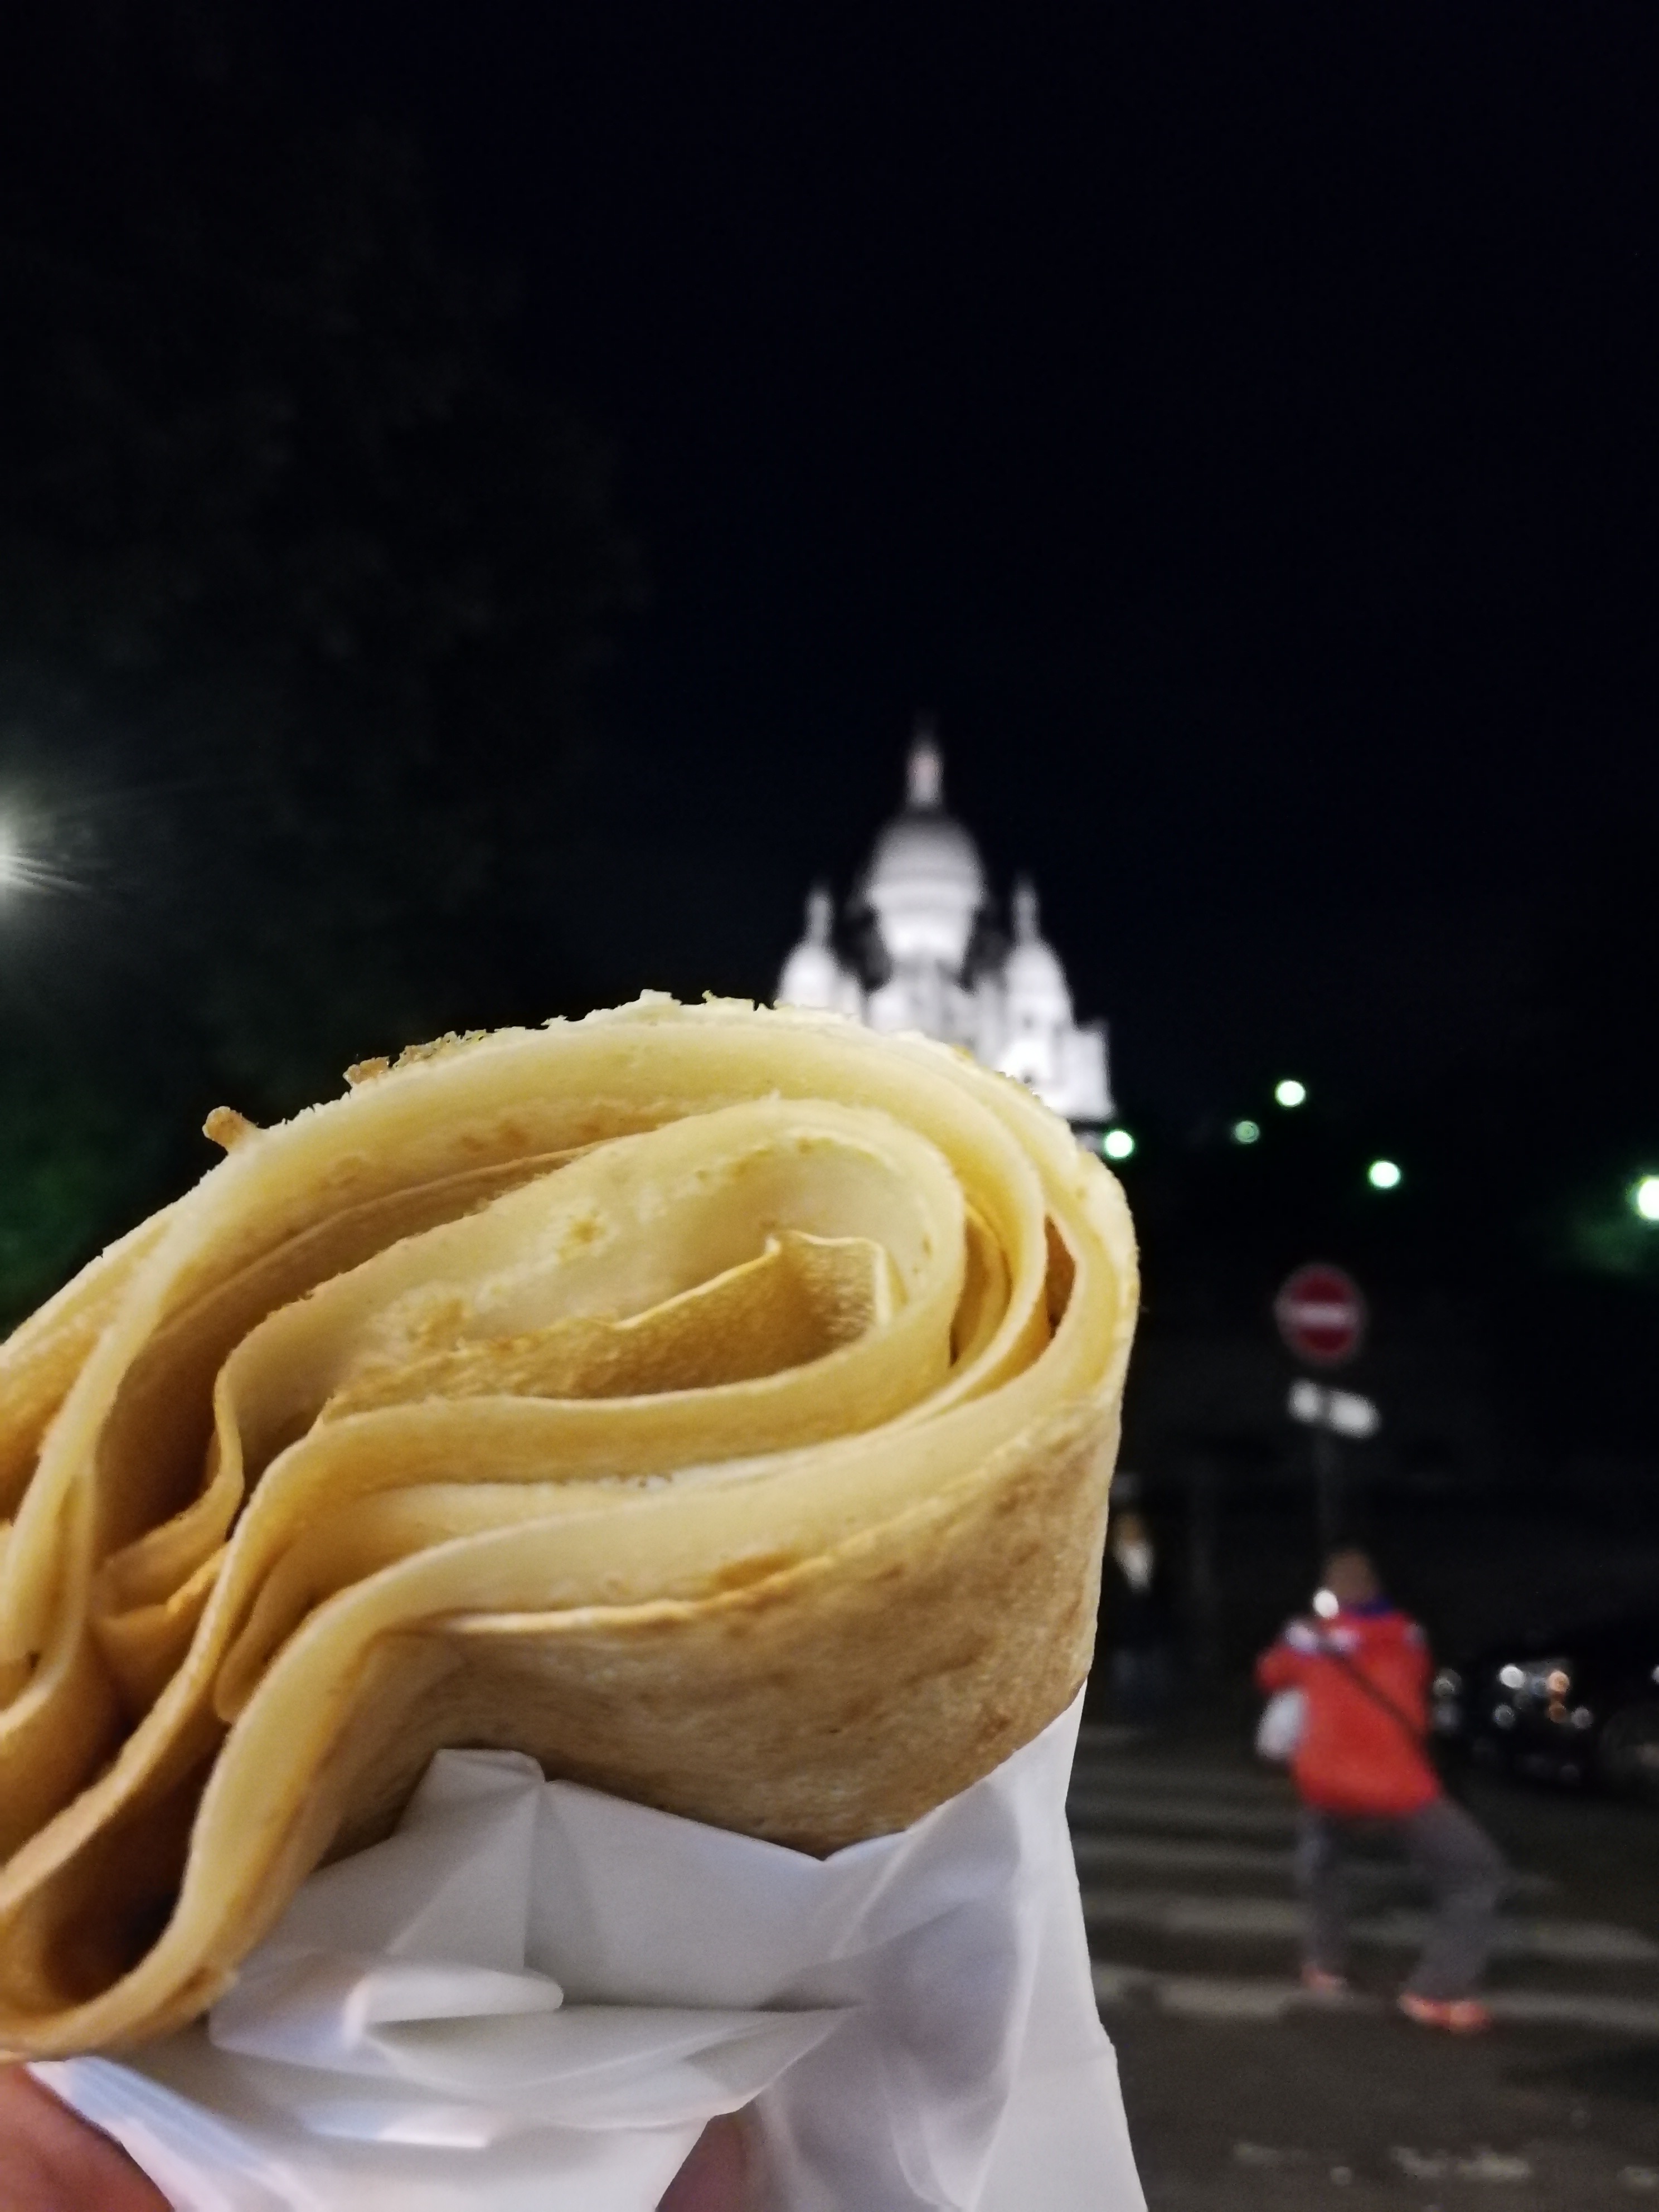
[1274,1263,1367,1367]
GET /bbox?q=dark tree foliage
[0,1,636,1321]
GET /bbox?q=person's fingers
[2,2065,756,2212]
[0,2065,169,2212]
[657,2112,751,2212]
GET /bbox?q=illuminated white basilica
[777,729,1113,1128]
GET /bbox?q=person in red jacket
[1256,1547,1506,2033]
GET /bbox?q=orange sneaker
[1398,1992,1492,2034]
[1300,1966,1349,1997]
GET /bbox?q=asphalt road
[1073,1718,1659,2210]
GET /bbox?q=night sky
[286,2,1657,1133]
[3,4,1657,1462]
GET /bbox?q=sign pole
[1274,1264,1370,1564]
[1312,1423,1342,1556]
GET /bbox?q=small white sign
[1287,1380,1380,1438]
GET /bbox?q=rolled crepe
[0,997,1137,2058]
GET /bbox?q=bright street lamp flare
[1102,1128,1135,1161]
[1367,1158,1402,1190]
[1274,1079,1307,1108]
[1633,1176,1659,1223]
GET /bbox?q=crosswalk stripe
[1094,1963,1309,2022]
[1068,1789,1297,1837]
[1480,1989,1659,2033]
[1073,1835,1311,1880]
[1070,1756,1295,1801]
[1074,1726,1154,1754]
[1070,1832,1556,1896]
[1092,1962,1659,2036]
[1080,1890,1659,1963]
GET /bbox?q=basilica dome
[776,724,1113,1128]
[858,735,986,970]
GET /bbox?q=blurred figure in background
[1103,1506,1176,1726]
[1256,1547,1507,2033]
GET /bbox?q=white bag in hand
[1255,1687,1307,1763]
[36,1695,1147,2212]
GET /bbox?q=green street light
[1633,1176,1659,1223]
[1232,1119,1261,1144]
[1367,1158,1402,1191]
[1274,1078,1307,1108]
[1102,1128,1136,1161]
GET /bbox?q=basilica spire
[1011,876,1040,944]
[906,720,944,810]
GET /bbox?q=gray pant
[1295,1796,1507,2001]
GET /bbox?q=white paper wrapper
[34,1694,1144,2211]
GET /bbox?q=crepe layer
[0,998,1136,2056]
